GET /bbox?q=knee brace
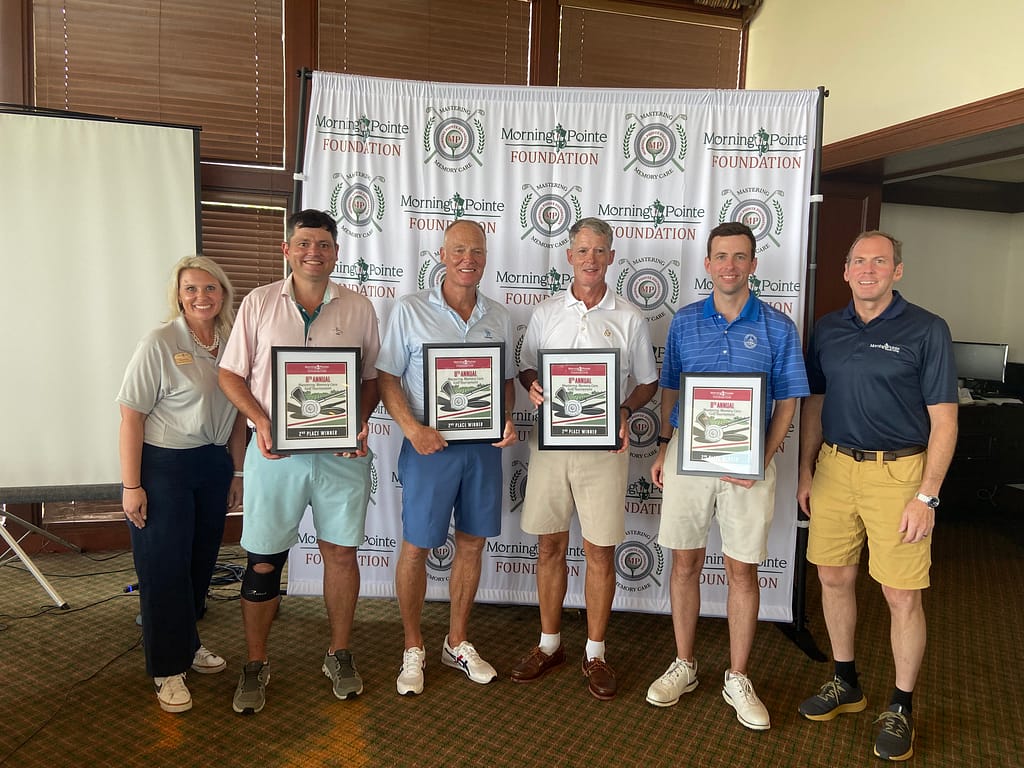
[241,551,288,603]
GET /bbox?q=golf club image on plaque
[677,372,766,480]
[270,346,361,453]
[538,348,620,450]
[423,343,505,442]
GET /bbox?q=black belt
[827,443,926,462]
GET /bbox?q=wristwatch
[656,435,671,445]
[916,493,940,509]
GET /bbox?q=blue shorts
[396,439,503,549]
[240,435,373,554]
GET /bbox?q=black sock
[890,687,913,714]
[834,660,859,689]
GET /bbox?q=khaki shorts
[520,427,628,547]
[807,444,930,590]
[658,432,777,563]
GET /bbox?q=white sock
[539,632,560,655]
[585,639,605,661]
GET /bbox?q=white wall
[879,204,1024,360]
[746,0,1024,145]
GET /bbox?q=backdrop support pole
[0,515,70,608]
[291,68,313,214]
[777,84,829,662]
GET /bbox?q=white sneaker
[441,636,497,684]
[722,671,770,731]
[397,646,426,696]
[154,673,192,713]
[191,645,227,674]
[646,658,698,707]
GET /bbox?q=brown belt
[827,442,926,463]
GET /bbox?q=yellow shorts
[520,427,628,547]
[806,444,931,590]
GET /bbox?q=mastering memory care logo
[597,199,705,242]
[426,531,456,583]
[718,188,786,252]
[314,112,410,157]
[614,529,665,593]
[616,255,680,322]
[402,191,504,234]
[520,183,582,248]
[622,111,687,179]
[417,249,446,290]
[503,122,608,166]
[423,105,485,173]
[508,458,529,513]
[627,400,662,461]
[328,171,386,239]
[703,126,808,170]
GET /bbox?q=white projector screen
[0,109,200,501]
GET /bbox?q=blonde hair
[167,255,236,340]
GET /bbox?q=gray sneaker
[799,675,867,721]
[323,649,363,700]
[232,660,270,714]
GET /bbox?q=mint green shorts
[239,436,373,554]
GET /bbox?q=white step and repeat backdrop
[288,72,819,622]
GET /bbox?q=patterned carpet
[1,506,1022,768]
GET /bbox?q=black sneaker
[873,704,915,761]
[799,675,867,721]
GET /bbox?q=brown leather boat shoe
[582,655,617,700]
[509,645,565,682]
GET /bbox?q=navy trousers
[128,442,231,678]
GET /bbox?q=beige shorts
[520,427,629,547]
[658,432,778,564]
[807,444,930,590]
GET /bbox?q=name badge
[174,352,194,366]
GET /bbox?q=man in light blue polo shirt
[646,222,809,731]
[377,219,517,696]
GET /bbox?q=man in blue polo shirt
[647,222,808,731]
[377,219,517,697]
[796,231,957,761]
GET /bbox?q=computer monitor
[951,341,1008,385]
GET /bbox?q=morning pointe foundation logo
[328,171,386,240]
[314,112,410,157]
[502,121,608,166]
[622,111,687,179]
[703,126,808,170]
[718,188,785,252]
[402,191,504,234]
[597,199,705,241]
[496,267,572,307]
[423,106,486,173]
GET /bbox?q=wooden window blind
[200,198,287,313]
[317,0,531,85]
[558,1,743,88]
[32,0,285,166]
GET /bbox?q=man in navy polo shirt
[647,221,808,731]
[796,231,958,762]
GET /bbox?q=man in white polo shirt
[510,217,658,700]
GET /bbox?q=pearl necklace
[189,326,221,354]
